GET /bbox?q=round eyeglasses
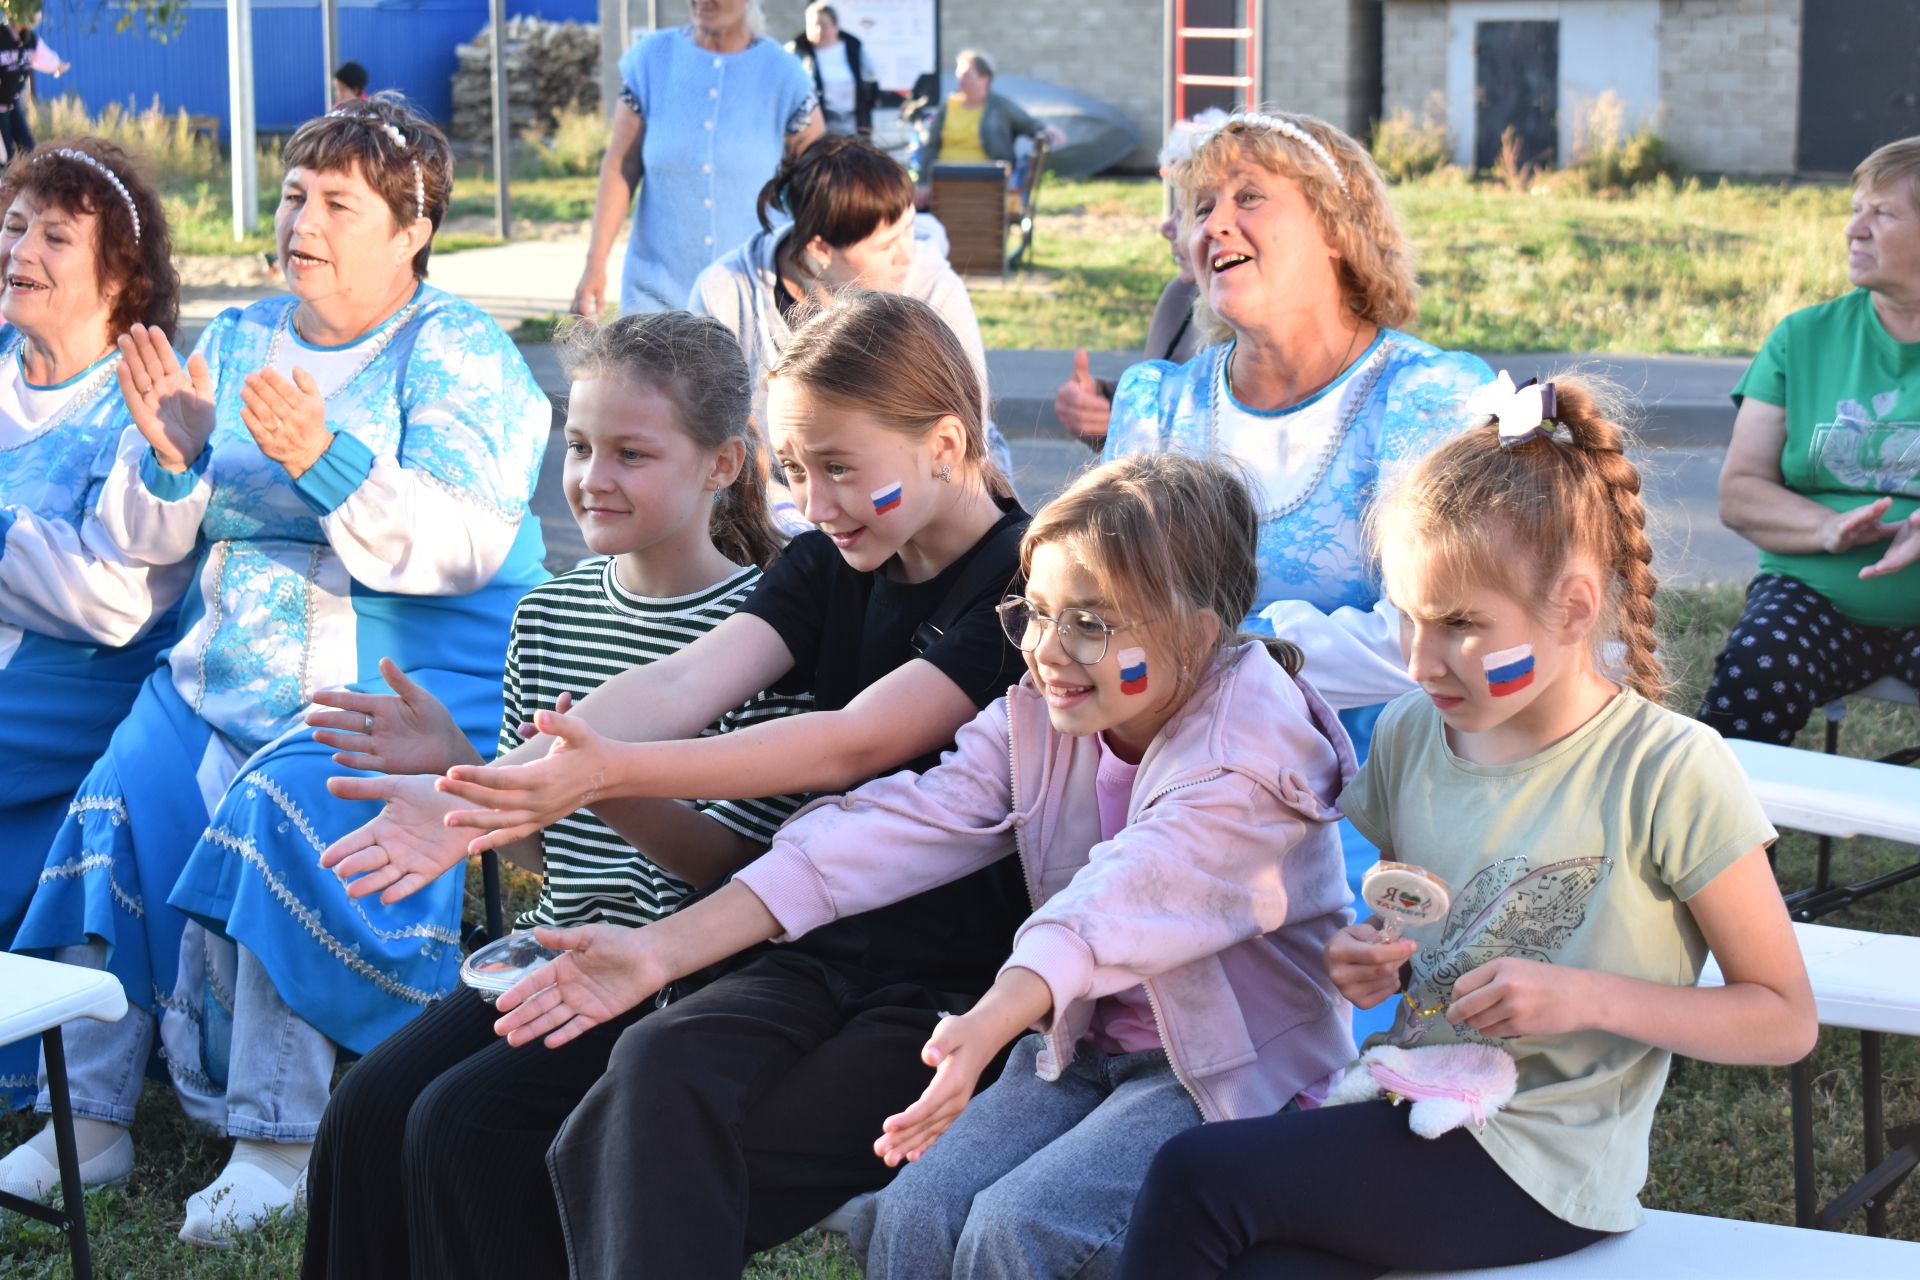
[996,596,1134,666]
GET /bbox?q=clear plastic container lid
[460,931,561,1004]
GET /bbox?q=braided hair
[1369,374,1666,701]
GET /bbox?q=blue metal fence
[36,0,598,137]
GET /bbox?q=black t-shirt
[739,500,1031,996]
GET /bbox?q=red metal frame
[1172,0,1260,121]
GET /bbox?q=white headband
[35,148,141,242]
[1203,112,1348,195]
[325,109,426,221]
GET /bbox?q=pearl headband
[1202,111,1348,195]
[325,109,426,221]
[34,148,141,242]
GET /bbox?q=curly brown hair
[1174,111,1418,341]
[0,137,179,340]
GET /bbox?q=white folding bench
[1726,733,1920,920]
[1701,922,1920,1236]
[1386,1208,1920,1278]
[0,952,127,1280]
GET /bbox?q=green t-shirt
[1342,689,1776,1233]
[1733,288,1920,627]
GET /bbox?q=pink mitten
[1323,1043,1517,1137]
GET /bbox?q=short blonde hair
[1174,111,1418,341]
[1854,136,1920,209]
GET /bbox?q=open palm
[320,773,473,903]
[116,323,216,473]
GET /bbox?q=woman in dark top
[789,2,879,136]
[306,293,1029,1279]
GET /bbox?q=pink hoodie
[735,641,1358,1122]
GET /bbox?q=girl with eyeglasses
[468,450,1357,1278]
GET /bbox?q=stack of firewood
[451,17,601,144]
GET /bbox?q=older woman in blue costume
[1103,111,1493,1040]
[2,98,551,1245]
[0,140,187,1109]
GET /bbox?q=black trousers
[548,949,960,1279]
[1116,1099,1613,1280]
[299,984,649,1280]
[0,101,31,158]
[1699,573,1920,745]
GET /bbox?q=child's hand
[437,708,616,854]
[874,1013,995,1167]
[308,657,478,775]
[1326,922,1417,1009]
[492,924,665,1048]
[1447,957,1590,1039]
[319,773,471,903]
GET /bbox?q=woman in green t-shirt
[1704,134,1920,744]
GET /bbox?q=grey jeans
[853,1033,1203,1280]
[37,925,335,1142]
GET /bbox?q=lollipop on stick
[1361,861,1452,944]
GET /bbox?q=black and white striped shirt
[502,558,809,930]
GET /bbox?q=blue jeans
[36,926,334,1142]
[854,1033,1202,1280]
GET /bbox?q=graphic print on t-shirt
[1812,390,1920,497]
[1394,854,1612,1046]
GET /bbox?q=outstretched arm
[437,650,984,854]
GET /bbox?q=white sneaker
[0,1126,133,1202]
[178,1160,302,1248]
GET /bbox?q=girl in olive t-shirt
[1119,376,1814,1279]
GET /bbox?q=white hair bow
[1465,371,1564,447]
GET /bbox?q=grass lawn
[4,583,1916,1277]
[973,172,1852,355]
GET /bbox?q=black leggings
[1116,1100,1613,1280]
[299,983,650,1280]
[1699,573,1920,745]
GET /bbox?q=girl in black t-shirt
[310,292,1030,1278]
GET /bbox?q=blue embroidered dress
[0,332,188,1106]
[15,285,550,1070]
[1105,330,1492,1038]
[617,27,817,313]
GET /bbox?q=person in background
[0,7,65,159]
[1102,110,1494,1041]
[332,61,369,108]
[572,0,824,317]
[788,2,878,137]
[1053,111,1223,449]
[913,49,1065,208]
[690,135,1013,510]
[1702,133,1920,745]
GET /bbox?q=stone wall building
[1382,0,1918,177]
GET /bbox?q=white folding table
[0,952,128,1280]
[1700,922,1920,1235]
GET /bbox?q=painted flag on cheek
[1117,647,1149,696]
[871,482,903,515]
[1482,643,1536,696]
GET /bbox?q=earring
[936,464,953,484]
[812,254,831,274]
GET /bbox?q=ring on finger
[363,712,374,735]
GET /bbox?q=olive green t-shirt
[1733,288,1920,627]
[1342,689,1776,1232]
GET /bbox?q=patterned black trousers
[1698,574,1920,745]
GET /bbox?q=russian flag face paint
[1482,643,1536,697]
[870,482,904,515]
[1117,647,1149,696]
